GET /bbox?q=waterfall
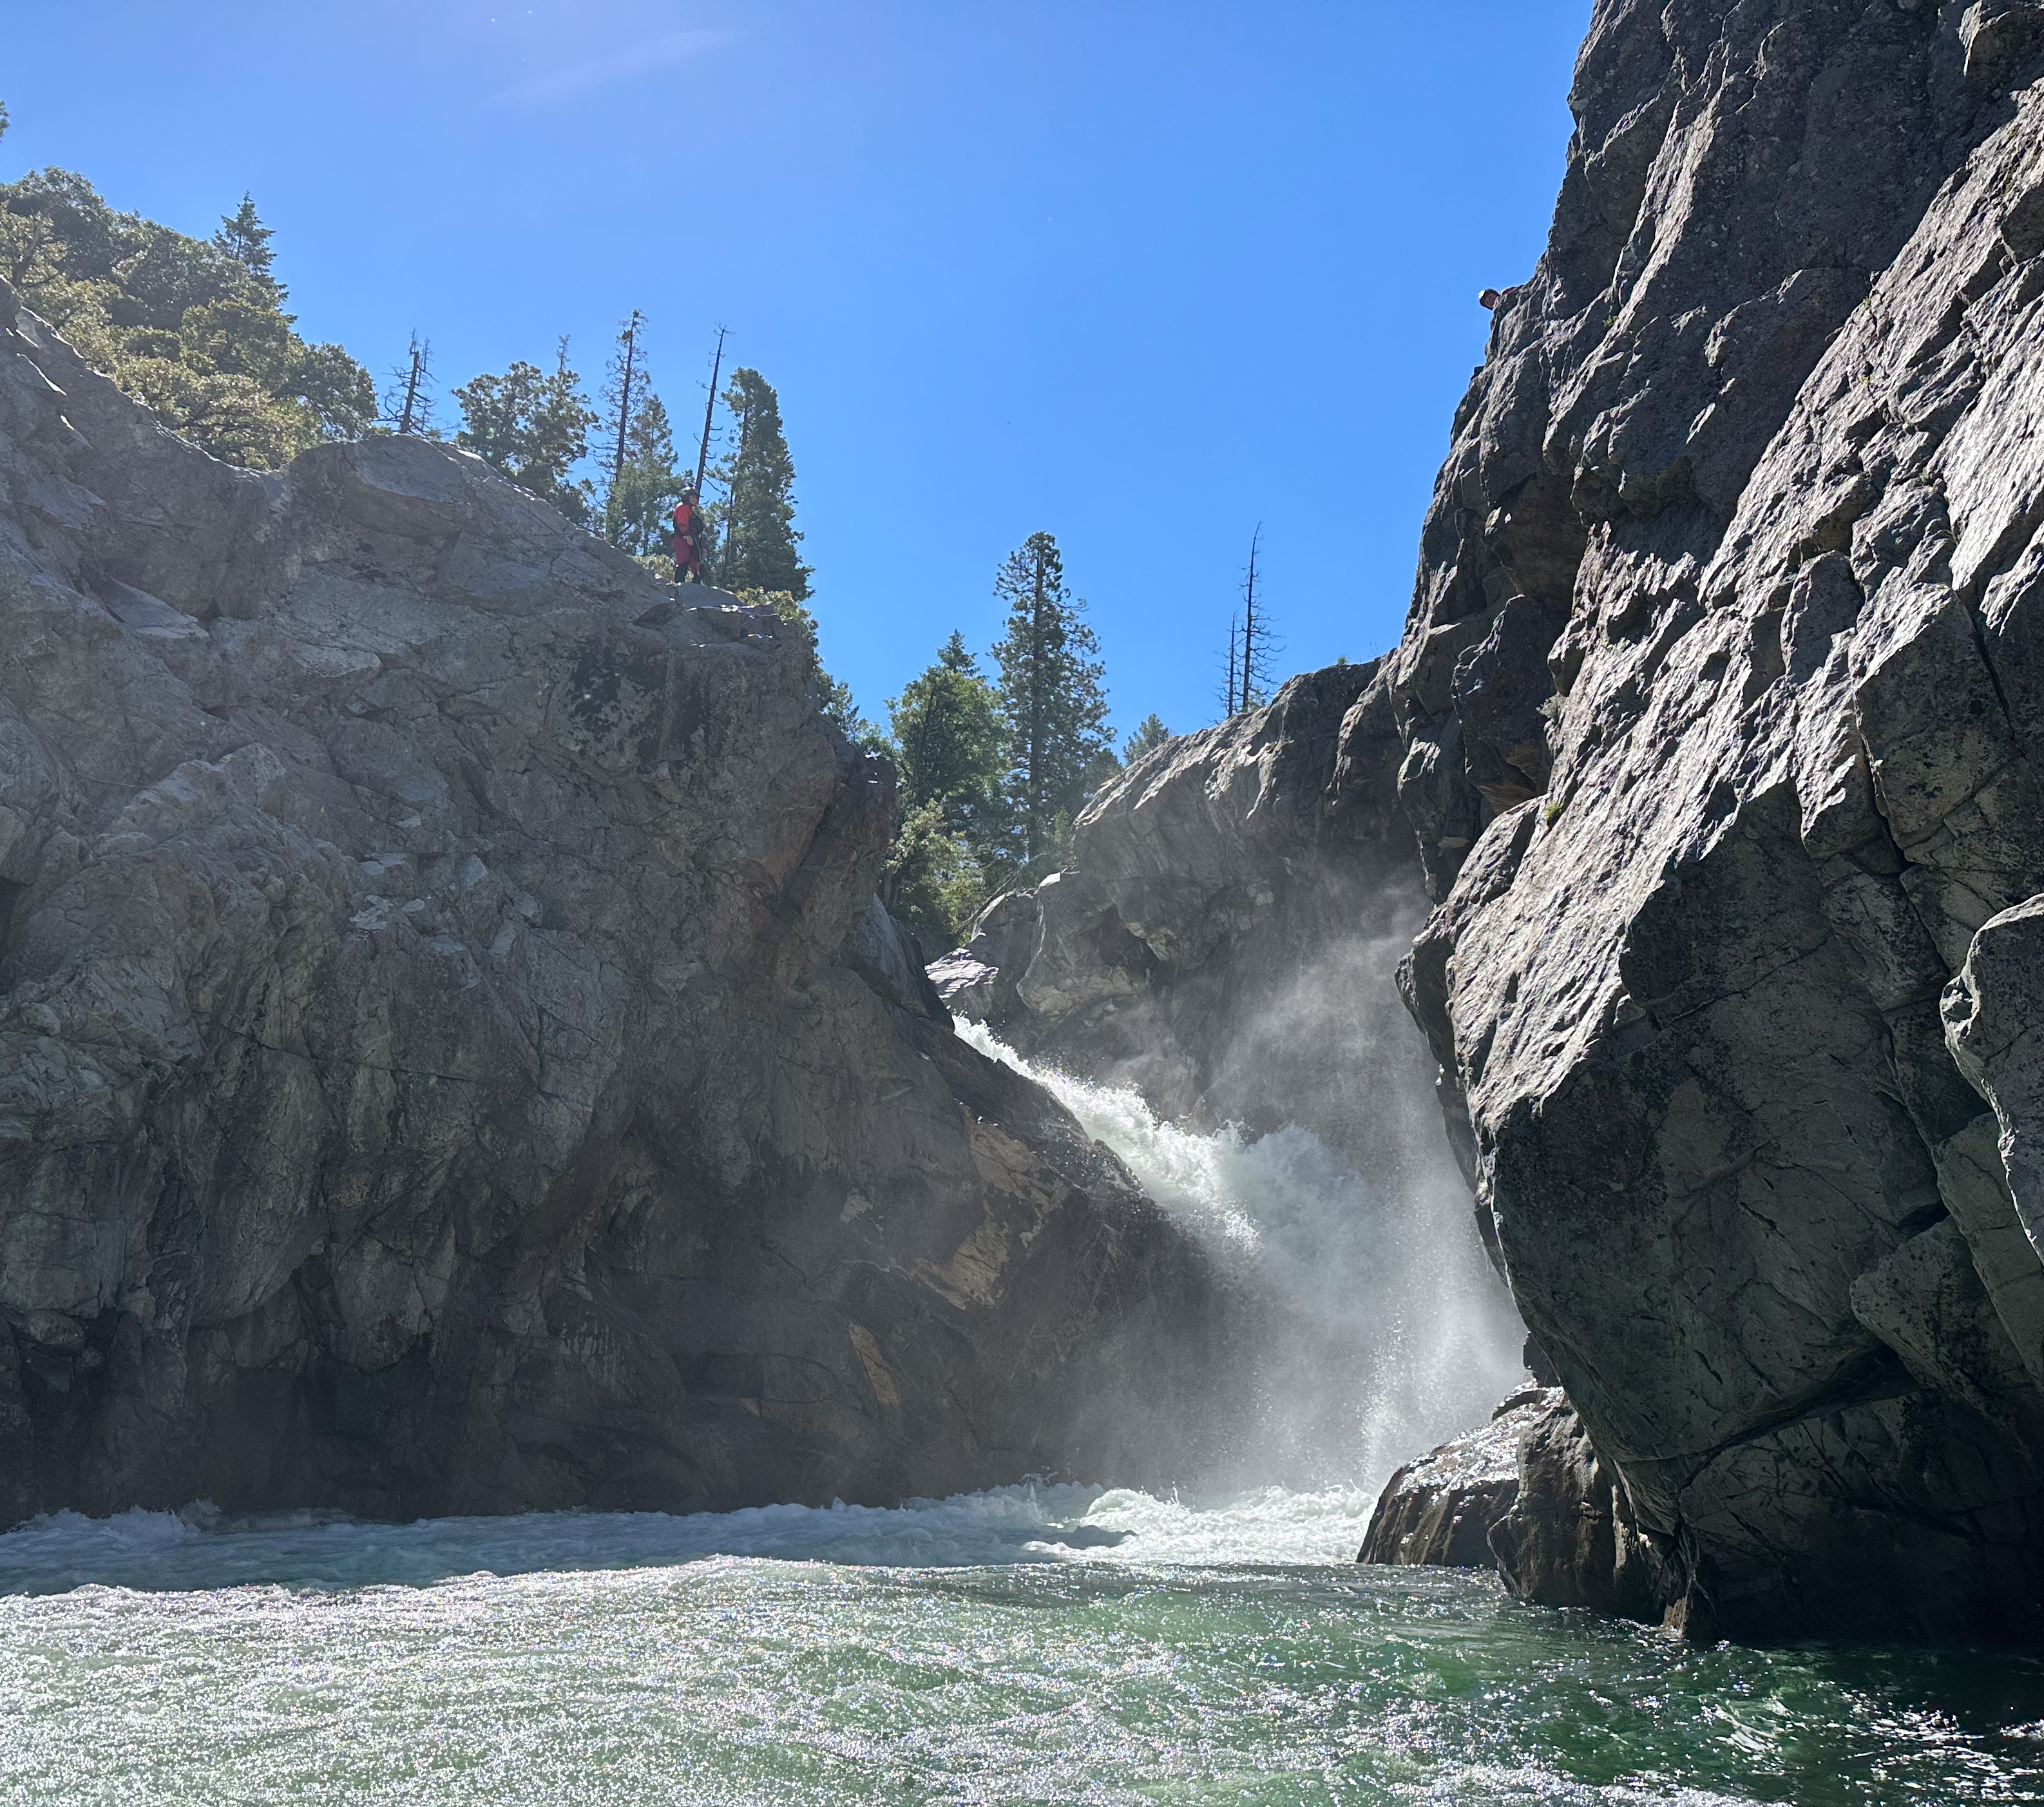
[957,1021,1525,1498]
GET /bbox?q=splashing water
[957,1020,1525,1495]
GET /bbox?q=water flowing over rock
[0,281,1227,1527]
[937,673,1526,1492]
[1380,1,2044,1639]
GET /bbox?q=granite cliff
[0,280,1227,1527]
[1383,0,2044,1640]
[952,0,2044,1641]
[934,662,1438,1183]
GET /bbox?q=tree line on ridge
[0,129,1285,951]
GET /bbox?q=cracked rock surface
[1383,0,2044,1638]
[0,283,1225,1527]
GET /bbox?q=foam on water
[0,1480,1390,1598]
[0,1509,2036,1806]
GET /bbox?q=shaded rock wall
[0,284,1228,1527]
[1386,1,2044,1639]
[1361,1386,1690,1627]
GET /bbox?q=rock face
[1361,1386,1688,1625]
[1484,1395,1694,1629]
[1381,3,2044,1638]
[0,283,1227,1528]
[1356,1388,1549,1568]
[941,661,1430,1176]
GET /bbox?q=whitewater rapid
[0,1482,1382,1598]
[0,1022,1522,1592]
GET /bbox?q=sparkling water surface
[1,1487,2039,1807]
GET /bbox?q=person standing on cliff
[672,488,705,584]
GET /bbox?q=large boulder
[1386,3,2044,1638]
[1357,1386,1551,1568]
[0,285,1228,1527]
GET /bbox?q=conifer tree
[454,338,597,522]
[0,162,374,465]
[990,532,1114,870]
[888,632,1006,848]
[603,392,687,559]
[213,193,278,292]
[712,367,810,598]
[1122,714,1170,763]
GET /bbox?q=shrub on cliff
[0,148,374,467]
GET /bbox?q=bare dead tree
[1219,614,1241,717]
[692,325,728,499]
[604,309,645,490]
[1237,524,1280,711]
[385,332,434,436]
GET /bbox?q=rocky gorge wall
[1384,0,2044,1640]
[935,661,1439,1187]
[951,1,2044,1642]
[0,280,1229,1529]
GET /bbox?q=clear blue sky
[6,1,1587,742]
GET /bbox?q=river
[1,1037,2038,1804]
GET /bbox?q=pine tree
[603,391,687,559]
[990,532,1114,871]
[888,632,1007,849]
[454,338,597,522]
[213,193,278,294]
[1122,714,1170,763]
[712,367,810,598]
[0,163,374,466]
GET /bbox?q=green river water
[0,1487,2038,1805]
